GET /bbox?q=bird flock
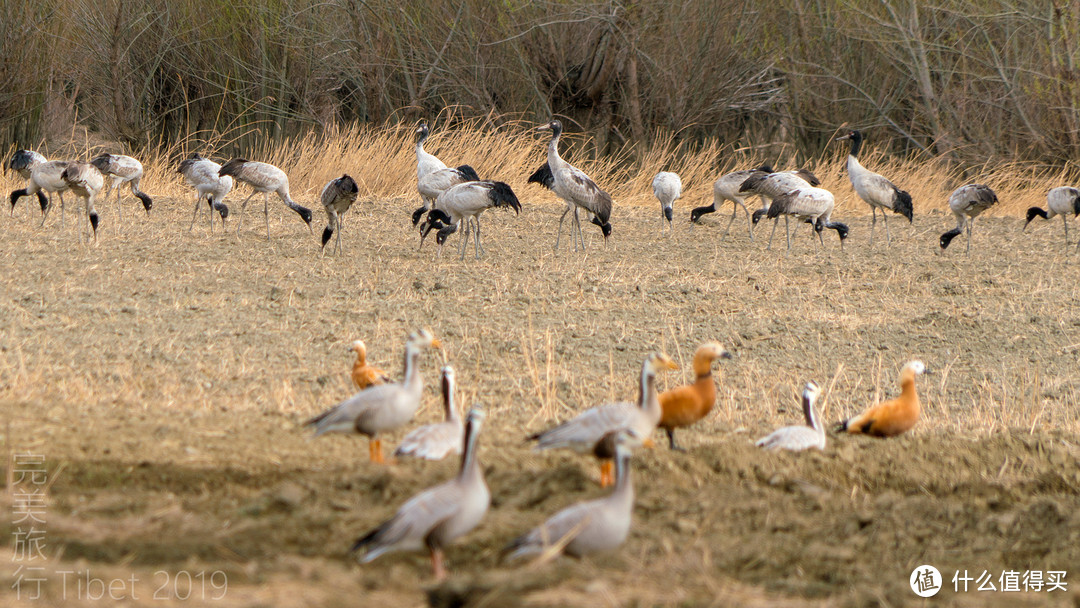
[5,122,1067,582]
[7,125,1080,253]
[304,328,930,580]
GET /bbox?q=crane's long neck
[458,415,482,481]
[610,449,634,507]
[442,375,459,422]
[546,134,566,172]
[637,362,661,423]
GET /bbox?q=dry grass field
[1,128,1080,607]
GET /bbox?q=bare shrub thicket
[2,0,1079,166]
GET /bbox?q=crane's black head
[416,123,430,142]
[410,206,428,226]
[754,163,774,173]
[213,200,229,220]
[894,189,914,222]
[136,192,153,213]
[428,209,452,225]
[35,191,48,212]
[589,216,612,238]
[296,205,313,225]
[1025,206,1048,228]
[830,221,849,241]
[321,226,334,249]
[751,208,767,225]
[10,188,27,210]
[537,120,563,138]
[939,228,962,250]
[89,212,99,234]
[835,129,862,143]
[690,204,715,223]
[663,206,673,223]
[1073,193,1080,217]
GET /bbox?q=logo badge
[911,565,942,597]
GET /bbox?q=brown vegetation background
[4,0,1080,168]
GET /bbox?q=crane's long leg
[554,203,571,250]
[189,194,202,231]
[869,207,877,248]
[882,210,892,246]
[113,182,122,228]
[263,193,271,240]
[1062,214,1069,245]
[477,215,486,259]
[966,218,973,254]
[458,220,469,261]
[784,216,793,250]
[59,193,66,229]
[336,213,344,255]
[767,217,780,250]
[235,191,257,235]
[573,207,586,251]
[720,199,740,243]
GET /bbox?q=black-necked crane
[7,150,47,217]
[418,180,520,260]
[320,174,359,255]
[415,164,481,228]
[177,153,231,232]
[835,130,913,246]
[690,163,773,241]
[535,120,613,250]
[218,158,313,239]
[527,160,611,239]
[651,171,681,233]
[89,153,153,224]
[60,162,104,244]
[765,187,849,250]
[411,123,476,226]
[9,153,61,222]
[1025,186,1080,249]
[739,168,821,226]
[939,184,998,252]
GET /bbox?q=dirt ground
[1,188,1079,607]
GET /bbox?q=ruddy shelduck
[836,360,927,437]
[350,339,390,390]
[657,342,732,450]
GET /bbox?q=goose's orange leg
[370,438,385,464]
[599,459,614,488]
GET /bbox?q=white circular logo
[910,565,942,597]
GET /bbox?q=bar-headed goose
[394,365,464,460]
[504,429,639,561]
[351,407,489,580]
[755,381,825,451]
[528,352,678,486]
[306,329,441,463]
